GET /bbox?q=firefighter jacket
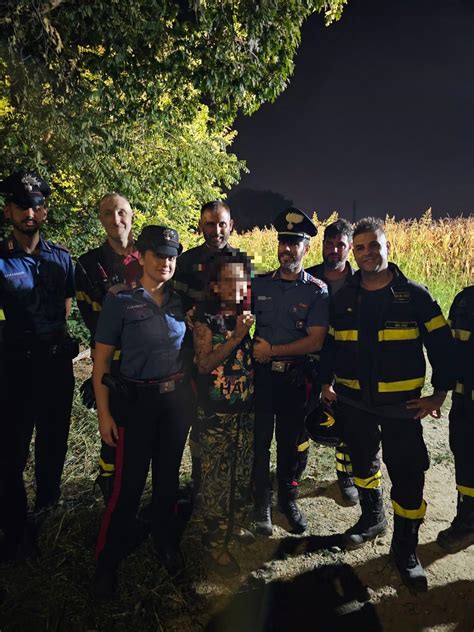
[449,285,474,403]
[319,263,454,406]
[75,241,141,354]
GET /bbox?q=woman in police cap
[92,225,194,600]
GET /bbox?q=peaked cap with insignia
[273,207,317,242]
[0,169,51,208]
[136,225,183,257]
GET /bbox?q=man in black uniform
[174,200,242,492]
[0,170,77,560]
[306,219,358,505]
[252,208,329,535]
[437,276,474,553]
[75,192,141,502]
[320,217,454,592]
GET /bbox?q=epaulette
[109,283,130,295]
[305,272,328,291]
[47,240,70,253]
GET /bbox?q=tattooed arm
[194,314,254,374]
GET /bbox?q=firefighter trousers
[449,395,474,494]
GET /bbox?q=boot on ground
[278,485,307,534]
[254,491,273,536]
[437,493,474,553]
[337,472,359,506]
[390,514,427,593]
[343,487,387,550]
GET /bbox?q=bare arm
[65,297,72,318]
[92,341,119,447]
[194,314,253,374]
[253,325,328,363]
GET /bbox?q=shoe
[231,526,256,545]
[343,487,387,550]
[437,493,474,554]
[337,473,359,506]
[93,565,117,601]
[391,515,427,593]
[278,498,308,534]
[94,474,115,505]
[254,491,273,536]
[155,544,185,577]
[206,548,240,578]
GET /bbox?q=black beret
[0,170,51,208]
[136,225,183,257]
[273,207,317,241]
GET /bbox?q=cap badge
[21,174,41,192]
[163,229,175,242]
[285,212,304,230]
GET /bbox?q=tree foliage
[0,0,347,249]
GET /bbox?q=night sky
[229,0,474,223]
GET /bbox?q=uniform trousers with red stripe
[339,401,429,510]
[96,379,194,569]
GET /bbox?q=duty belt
[122,372,186,394]
[270,359,305,373]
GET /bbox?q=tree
[0,0,347,248]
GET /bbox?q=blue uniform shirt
[0,235,75,339]
[252,269,329,350]
[95,285,186,380]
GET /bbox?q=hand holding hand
[252,336,272,363]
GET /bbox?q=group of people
[0,170,472,602]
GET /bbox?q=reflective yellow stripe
[334,329,358,341]
[328,325,335,337]
[354,471,382,489]
[0,308,5,321]
[457,485,474,498]
[76,290,101,312]
[335,376,361,390]
[378,377,424,392]
[378,327,419,342]
[453,329,471,342]
[297,440,310,452]
[336,451,351,462]
[454,383,474,399]
[392,499,427,519]
[424,314,448,333]
[98,458,115,473]
[336,462,353,473]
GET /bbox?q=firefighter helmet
[305,399,340,447]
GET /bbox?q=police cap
[136,225,183,257]
[0,169,51,209]
[273,207,317,243]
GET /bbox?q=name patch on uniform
[126,304,144,310]
[391,290,411,303]
[384,320,417,329]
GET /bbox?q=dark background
[228,0,474,230]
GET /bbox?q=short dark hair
[353,217,385,239]
[200,200,230,216]
[323,218,353,242]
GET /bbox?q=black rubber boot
[337,472,359,507]
[437,493,474,553]
[94,474,115,505]
[278,486,307,534]
[254,490,273,536]
[93,562,118,602]
[390,515,427,593]
[343,487,387,550]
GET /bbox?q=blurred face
[99,194,133,242]
[4,202,48,235]
[212,263,249,305]
[139,250,176,285]
[353,229,390,274]
[199,207,233,250]
[322,233,352,269]
[278,239,309,274]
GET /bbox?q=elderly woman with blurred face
[92,225,194,600]
[193,252,255,577]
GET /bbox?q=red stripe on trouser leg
[95,426,126,559]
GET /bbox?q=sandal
[206,548,240,578]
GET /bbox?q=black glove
[79,377,96,410]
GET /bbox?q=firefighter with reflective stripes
[437,280,474,553]
[92,225,194,600]
[252,208,329,535]
[75,193,141,501]
[320,217,454,593]
[306,218,358,505]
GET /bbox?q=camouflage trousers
[198,407,254,546]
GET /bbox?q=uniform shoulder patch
[109,283,130,295]
[306,273,327,291]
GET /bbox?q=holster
[102,373,135,403]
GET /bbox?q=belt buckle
[159,380,175,394]
[271,361,286,373]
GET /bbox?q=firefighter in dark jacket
[320,217,454,593]
[437,278,474,553]
[75,193,141,501]
[306,218,358,505]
